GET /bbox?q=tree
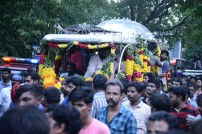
[117,0,202,66]
[0,0,61,57]
[0,0,118,57]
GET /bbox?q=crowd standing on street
[1,48,202,134]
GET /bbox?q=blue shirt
[97,105,137,134]
[0,80,12,91]
[9,103,45,112]
[61,97,69,106]
[37,104,45,112]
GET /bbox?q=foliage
[0,0,118,57]
[117,0,202,66]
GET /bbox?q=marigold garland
[151,46,161,75]
[125,45,134,81]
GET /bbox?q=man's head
[190,76,197,84]
[172,78,183,87]
[147,111,179,134]
[105,79,124,107]
[61,76,83,97]
[93,74,108,90]
[69,86,94,120]
[146,78,160,97]
[47,104,82,134]
[98,47,111,60]
[12,74,23,85]
[196,78,202,87]
[167,80,173,89]
[119,78,129,96]
[1,68,11,81]
[66,62,76,76]
[148,93,171,112]
[143,72,154,84]
[24,70,40,85]
[197,94,202,116]
[147,42,157,51]
[127,82,142,103]
[169,87,186,108]
[16,84,44,107]
[187,83,196,98]
[160,50,169,61]
[44,86,61,105]
[0,106,49,134]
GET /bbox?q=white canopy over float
[42,19,155,44]
[97,19,155,41]
[42,34,137,44]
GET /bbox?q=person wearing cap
[12,74,23,86]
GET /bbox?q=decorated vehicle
[39,19,165,88]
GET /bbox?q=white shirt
[158,61,166,84]
[123,100,151,134]
[84,54,117,78]
[0,87,12,115]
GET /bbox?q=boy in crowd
[147,111,182,134]
[148,93,171,112]
[47,104,82,134]
[61,76,83,106]
[144,78,160,103]
[16,84,45,111]
[24,70,40,85]
[69,86,110,134]
[169,87,199,131]
[123,82,151,134]
[158,50,170,92]
[0,106,49,134]
[172,78,183,87]
[90,74,108,118]
[187,83,198,108]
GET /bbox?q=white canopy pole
[118,44,132,73]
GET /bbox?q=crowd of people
[0,44,202,134]
[0,66,202,134]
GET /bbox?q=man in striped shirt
[90,74,108,118]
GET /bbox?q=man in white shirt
[84,47,117,78]
[0,68,12,91]
[123,82,151,134]
[0,87,12,115]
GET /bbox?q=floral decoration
[125,45,134,81]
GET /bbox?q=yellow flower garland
[55,55,62,60]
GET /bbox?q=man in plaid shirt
[97,79,137,134]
